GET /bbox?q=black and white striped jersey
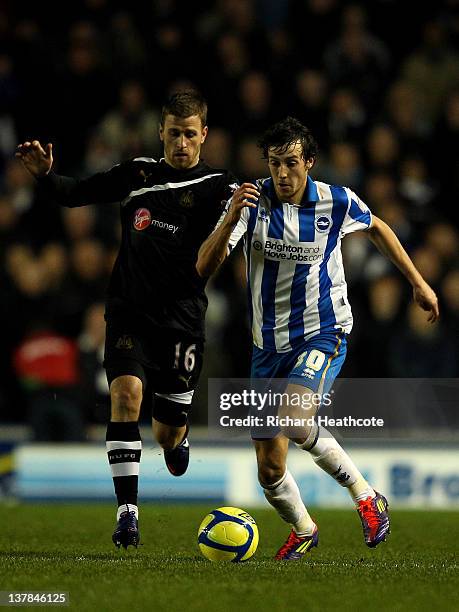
[38,158,238,338]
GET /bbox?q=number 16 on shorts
[171,340,204,392]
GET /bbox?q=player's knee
[278,396,315,443]
[258,460,286,488]
[110,382,142,421]
[280,420,314,443]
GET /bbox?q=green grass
[0,504,457,612]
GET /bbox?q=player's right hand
[224,182,260,226]
[15,140,53,178]
[413,281,440,323]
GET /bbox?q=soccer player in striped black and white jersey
[197,117,439,560]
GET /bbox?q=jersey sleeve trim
[348,197,372,227]
[342,187,373,234]
[226,201,250,254]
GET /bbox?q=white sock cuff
[307,426,337,457]
[295,422,320,451]
[260,469,288,491]
[117,504,138,521]
[106,440,142,451]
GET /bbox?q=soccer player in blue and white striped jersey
[197,117,439,560]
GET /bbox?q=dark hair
[257,117,318,161]
[160,90,208,127]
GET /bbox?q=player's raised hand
[413,281,439,323]
[225,183,260,226]
[15,140,53,178]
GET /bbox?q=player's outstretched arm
[367,215,439,323]
[16,139,136,207]
[15,140,53,178]
[196,182,259,278]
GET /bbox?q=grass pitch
[0,504,457,612]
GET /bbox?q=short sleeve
[341,188,373,236]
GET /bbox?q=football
[197,506,259,562]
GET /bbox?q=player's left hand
[15,140,53,177]
[413,282,439,323]
[224,183,260,227]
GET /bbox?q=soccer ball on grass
[197,506,259,562]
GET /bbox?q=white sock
[262,470,315,536]
[300,426,376,503]
[117,503,139,521]
[350,477,376,503]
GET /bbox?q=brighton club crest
[315,214,333,233]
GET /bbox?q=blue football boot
[164,423,190,477]
[112,507,140,549]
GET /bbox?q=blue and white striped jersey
[221,176,372,352]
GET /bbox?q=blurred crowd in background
[1,0,459,439]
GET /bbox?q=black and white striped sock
[106,421,142,509]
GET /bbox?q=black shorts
[104,317,204,424]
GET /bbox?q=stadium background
[0,0,458,509]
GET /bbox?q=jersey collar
[263,175,319,207]
[302,175,319,204]
[159,158,206,174]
